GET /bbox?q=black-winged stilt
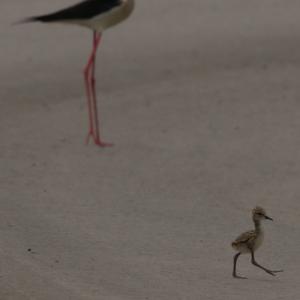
[21,0,135,147]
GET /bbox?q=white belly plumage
[69,0,135,32]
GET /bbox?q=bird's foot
[85,133,113,147]
[94,138,114,148]
[265,268,284,276]
[265,269,276,276]
[271,269,284,273]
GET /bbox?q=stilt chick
[231,206,283,279]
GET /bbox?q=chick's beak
[265,215,273,221]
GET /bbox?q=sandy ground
[1,0,300,299]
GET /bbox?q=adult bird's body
[22,0,135,146]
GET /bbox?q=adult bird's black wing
[26,0,122,22]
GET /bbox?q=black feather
[25,0,122,23]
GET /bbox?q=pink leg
[90,32,113,147]
[84,38,97,145]
[83,31,112,147]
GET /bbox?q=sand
[1,0,300,299]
